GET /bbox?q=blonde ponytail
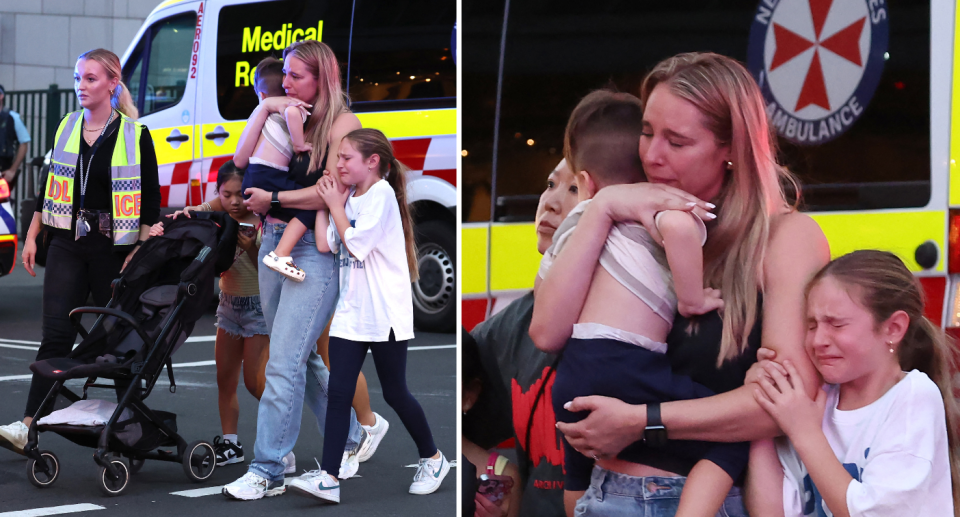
[114,81,138,120]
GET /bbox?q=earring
[887,341,895,353]
[725,160,734,170]
[110,89,115,96]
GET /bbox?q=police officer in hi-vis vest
[0,49,160,454]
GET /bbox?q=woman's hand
[555,396,646,459]
[593,183,715,244]
[243,187,271,215]
[148,222,165,237]
[753,360,827,440]
[318,175,349,210]
[261,96,312,114]
[21,238,37,277]
[121,246,139,272]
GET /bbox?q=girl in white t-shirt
[285,128,449,504]
[745,250,960,517]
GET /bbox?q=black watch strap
[271,191,280,208]
[644,403,668,448]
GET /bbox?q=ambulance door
[121,3,201,209]
[197,0,352,203]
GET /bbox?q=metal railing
[3,85,78,235]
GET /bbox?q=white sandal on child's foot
[263,251,306,282]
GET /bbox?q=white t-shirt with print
[778,369,953,517]
[326,179,414,342]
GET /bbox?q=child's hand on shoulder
[677,287,724,318]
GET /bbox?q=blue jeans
[574,467,749,517]
[248,222,361,482]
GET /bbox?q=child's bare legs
[241,334,269,400]
[216,328,245,435]
[316,320,376,427]
[564,489,586,517]
[745,439,786,517]
[675,460,734,517]
[274,218,308,258]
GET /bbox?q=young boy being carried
[539,90,747,517]
[240,57,317,282]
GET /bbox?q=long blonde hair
[809,250,960,514]
[282,40,350,173]
[342,128,418,281]
[640,52,799,366]
[77,48,138,120]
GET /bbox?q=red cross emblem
[769,0,867,112]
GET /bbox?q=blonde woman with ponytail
[530,52,830,513]
[747,250,958,516]
[0,48,159,453]
[284,128,449,503]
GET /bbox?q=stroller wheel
[98,457,130,496]
[128,457,145,474]
[182,440,216,482]
[26,450,60,488]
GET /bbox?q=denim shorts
[574,466,749,517]
[216,292,268,338]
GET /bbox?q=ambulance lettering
[190,2,203,79]
[746,0,889,145]
[235,20,324,87]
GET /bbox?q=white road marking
[0,504,105,517]
[0,343,40,351]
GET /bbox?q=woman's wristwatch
[271,191,281,209]
[643,403,668,447]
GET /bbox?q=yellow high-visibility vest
[42,110,144,245]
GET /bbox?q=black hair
[215,160,245,194]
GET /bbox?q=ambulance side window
[123,13,196,117]
[348,0,456,107]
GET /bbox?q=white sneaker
[339,450,359,479]
[409,451,450,495]
[222,471,286,500]
[358,412,389,463]
[282,451,296,475]
[0,421,28,453]
[288,464,340,504]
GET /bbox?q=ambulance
[461,0,960,336]
[113,0,456,330]
[0,178,14,276]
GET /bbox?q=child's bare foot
[263,251,306,282]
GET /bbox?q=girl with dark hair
[287,128,450,502]
[747,250,959,517]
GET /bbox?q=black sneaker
[214,435,244,466]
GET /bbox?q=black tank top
[625,295,764,478]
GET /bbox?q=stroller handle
[69,307,154,349]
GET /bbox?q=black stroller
[23,212,237,496]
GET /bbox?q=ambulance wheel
[182,440,216,482]
[413,220,456,332]
[26,450,59,488]
[98,457,130,496]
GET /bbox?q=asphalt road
[0,261,457,516]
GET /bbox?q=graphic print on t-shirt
[512,366,565,481]
[802,453,864,516]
